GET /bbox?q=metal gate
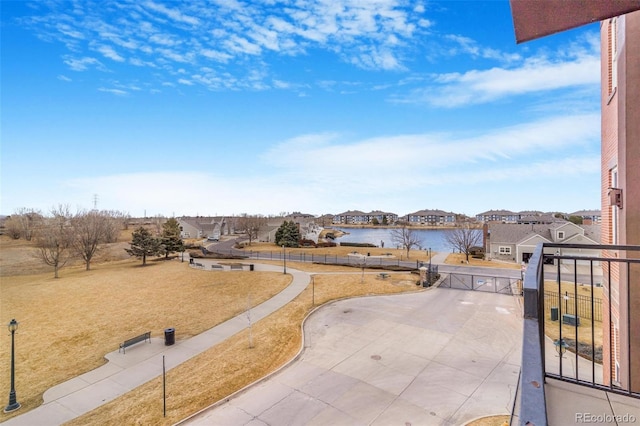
[439,273,520,295]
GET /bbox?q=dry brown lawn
[542,280,603,359]
[465,415,510,426]
[444,253,521,270]
[67,272,420,426]
[0,258,290,418]
[0,235,421,424]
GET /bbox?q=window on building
[608,18,618,96]
[558,231,565,240]
[499,246,511,254]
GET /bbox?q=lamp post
[428,247,432,286]
[4,319,20,413]
[554,338,568,359]
[282,245,286,274]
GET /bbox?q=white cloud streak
[396,49,600,107]
[262,113,599,191]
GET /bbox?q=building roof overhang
[510,0,640,43]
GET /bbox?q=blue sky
[1,0,601,218]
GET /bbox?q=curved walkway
[182,288,523,426]
[1,263,310,426]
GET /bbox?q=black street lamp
[554,338,568,359]
[428,248,432,286]
[282,245,287,274]
[4,319,20,413]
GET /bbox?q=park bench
[230,264,244,270]
[378,273,389,279]
[119,331,151,354]
[211,264,223,270]
[195,262,204,268]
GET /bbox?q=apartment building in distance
[332,210,398,225]
[406,209,456,226]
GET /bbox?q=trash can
[249,264,254,271]
[164,328,175,346]
[550,307,559,321]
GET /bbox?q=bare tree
[12,208,43,240]
[3,216,22,239]
[152,215,166,236]
[34,206,73,278]
[237,214,267,245]
[102,210,130,241]
[390,223,421,259]
[111,210,131,230]
[71,210,112,270]
[444,225,482,262]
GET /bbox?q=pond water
[329,227,481,253]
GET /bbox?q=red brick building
[600,11,640,392]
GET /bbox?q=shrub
[299,239,317,247]
[339,242,377,248]
[316,242,336,248]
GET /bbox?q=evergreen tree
[274,220,300,247]
[161,218,184,258]
[125,226,162,265]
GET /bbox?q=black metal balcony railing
[513,242,640,426]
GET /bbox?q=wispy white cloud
[57,74,72,82]
[393,42,599,107]
[56,23,84,39]
[96,45,125,62]
[98,87,127,96]
[19,0,431,91]
[63,56,105,71]
[444,34,521,63]
[143,1,200,26]
[262,113,599,191]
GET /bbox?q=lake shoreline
[324,223,482,230]
[321,226,482,253]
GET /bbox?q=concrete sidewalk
[1,263,310,426]
[430,251,450,264]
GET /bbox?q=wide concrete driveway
[183,288,522,426]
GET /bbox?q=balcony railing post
[517,243,548,425]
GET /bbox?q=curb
[174,281,437,425]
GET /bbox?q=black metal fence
[439,272,519,295]
[208,247,425,269]
[543,291,602,321]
